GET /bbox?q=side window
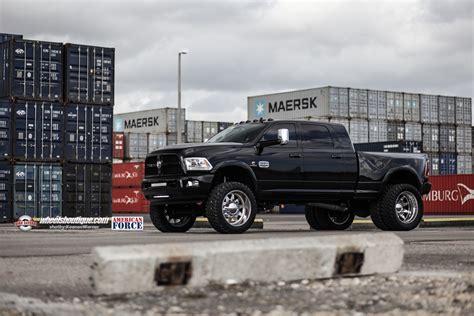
[301,124,334,148]
[261,124,297,147]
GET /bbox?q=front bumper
[422,181,432,195]
[142,174,214,205]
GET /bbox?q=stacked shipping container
[111,162,148,213]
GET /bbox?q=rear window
[300,124,334,148]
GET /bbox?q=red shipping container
[112,187,150,213]
[112,162,145,187]
[423,174,474,215]
[113,132,125,159]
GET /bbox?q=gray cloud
[1,0,472,122]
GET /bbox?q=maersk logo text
[124,116,159,129]
[269,96,317,113]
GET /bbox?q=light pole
[177,50,188,144]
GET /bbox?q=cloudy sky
[1,0,472,122]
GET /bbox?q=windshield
[207,123,266,143]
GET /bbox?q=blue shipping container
[64,44,115,105]
[0,38,63,101]
[13,163,62,218]
[65,104,113,163]
[13,100,63,161]
[0,162,12,222]
[0,99,12,160]
[439,153,457,175]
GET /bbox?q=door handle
[289,154,302,158]
[331,155,342,159]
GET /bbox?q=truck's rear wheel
[371,184,423,231]
[305,206,354,230]
[206,182,257,234]
[150,205,196,233]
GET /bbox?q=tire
[206,182,257,234]
[371,184,423,231]
[149,205,196,233]
[305,205,355,230]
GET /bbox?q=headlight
[184,157,213,171]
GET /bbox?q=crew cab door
[253,123,304,197]
[299,123,342,198]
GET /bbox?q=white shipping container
[148,133,167,152]
[427,153,440,176]
[114,108,186,134]
[387,122,405,141]
[422,124,439,153]
[403,93,420,122]
[405,122,422,141]
[456,126,472,154]
[455,97,472,126]
[457,155,472,174]
[368,90,387,120]
[202,121,219,141]
[439,125,456,152]
[420,95,439,124]
[369,120,388,142]
[438,96,455,124]
[349,89,368,119]
[349,119,368,144]
[125,133,148,159]
[387,92,403,121]
[329,87,349,118]
[186,120,203,143]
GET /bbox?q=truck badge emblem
[258,161,270,168]
[156,161,162,169]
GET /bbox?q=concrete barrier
[91,233,404,295]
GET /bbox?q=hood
[150,142,243,156]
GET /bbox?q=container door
[0,101,11,160]
[0,163,12,222]
[14,164,37,217]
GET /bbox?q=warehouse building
[248,86,472,175]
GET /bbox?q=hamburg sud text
[112,216,144,230]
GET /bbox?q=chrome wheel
[395,191,418,224]
[328,211,351,225]
[221,190,252,227]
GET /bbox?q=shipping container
[112,132,124,159]
[112,187,149,213]
[387,122,405,141]
[455,97,472,126]
[438,96,455,124]
[125,132,148,159]
[186,120,203,143]
[13,163,62,218]
[354,140,422,153]
[112,162,144,188]
[113,107,185,134]
[0,99,12,160]
[368,120,388,142]
[368,90,386,120]
[456,126,472,154]
[148,133,167,152]
[423,175,474,215]
[203,121,219,141]
[0,38,63,101]
[0,33,23,43]
[349,119,368,144]
[420,94,439,124]
[64,104,113,163]
[166,133,185,146]
[13,100,63,161]
[439,153,457,175]
[0,162,12,222]
[403,93,420,122]
[456,155,472,175]
[422,124,439,153]
[329,87,349,118]
[427,152,440,176]
[349,89,368,119]
[439,125,456,153]
[63,163,111,217]
[329,118,349,134]
[64,44,114,105]
[404,122,422,141]
[386,92,403,121]
[218,121,233,133]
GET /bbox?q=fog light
[186,180,200,187]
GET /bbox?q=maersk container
[420,95,439,124]
[203,121,219,141]
[438,96,455,124]
[167,133,185,146]
[354,140,422,153]
[386,92,403,121]
[387,122,405,141]
[457,155,472,175]
[404,122,422,141]
[349,89,368,119]
[427,153,440,176]
[0,38,63,101]
[13,100,63,161]
[328,118,349,134]
[368,120,388,142]
[368,90,387,120]
[186,120,203,143]
[63,163,111,217]
[125,132,148,159]
[64,44,114,105]
[349,119,368,144]
[439,125,456,153]
[0,162,12,222]
[456,126,472,154]
[329,87,349,118]
[0,100,12,160]
[455,97,472,126]
[422,124,439,153]
[439,153,457,175]
[113,108,185,134]
[0,33,22,43]
[13,163,62,218]
[64,104,113,163]
[148,133,167,152]
[403,93,420,122]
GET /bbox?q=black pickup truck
[142,120,431,234]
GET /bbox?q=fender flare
[211,160,258,191]
[382,166,422,191]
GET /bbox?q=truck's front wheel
[150,205,196,233]
[305,206,354,230]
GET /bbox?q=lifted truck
[142,120,431,234]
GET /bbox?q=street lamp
[177,50,188,144]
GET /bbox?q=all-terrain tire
[369,199,389,230]
[149,205,196,233]
[305,205,355,230]
[206,182,257,234]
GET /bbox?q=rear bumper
[141,174,214,205]
[422,181,432,195]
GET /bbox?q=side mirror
[278,128,289,145]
